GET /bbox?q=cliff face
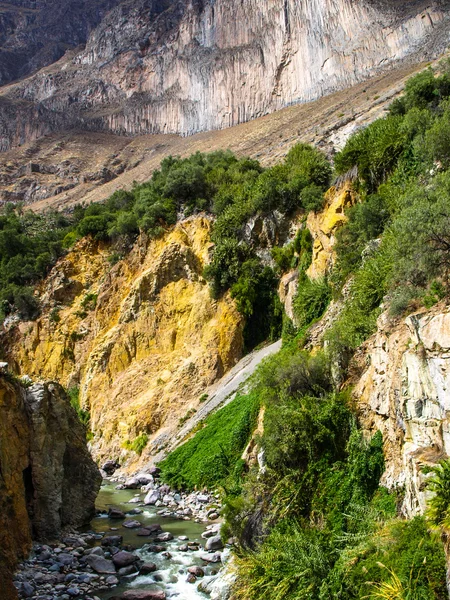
[3,216,244,463]
[1,0,449,149]
[0,376,101,600]
[0,0,121,86]
[354,305,450,518]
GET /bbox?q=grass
[159,391,260,490]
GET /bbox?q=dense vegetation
[156,64,450,600]
[325,64,450,365]
[159,390,260,491]
[0,145,330,350]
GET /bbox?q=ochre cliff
[1,0,449,149]
[0,376,101,600]
[2,216,244,464]
[353,304,450,518]
[279,182,358,322]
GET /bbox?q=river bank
[13,480,231,600]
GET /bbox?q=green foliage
[427,459,450,532]
[81,292,98,311]
[159,391,260,491]
[67,386,91,430]
[293,276,331,330]
[123,433,149,455]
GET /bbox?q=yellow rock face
[4,216,244,464]
[306,183,358,279]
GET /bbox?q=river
[92,482,225,599]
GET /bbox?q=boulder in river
[112,551,138,569]
[102,535,123,546]
[123,519,142,528]
[108,507,126,519]
[139,562,157,574]
[144,490,160,505]
[121,589,166,600]
[85,554,117,574]
[205,535,224,551]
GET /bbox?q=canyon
[0,0,449,153]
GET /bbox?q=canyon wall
[1,0,449,149]
[0,376,101,600]
[2,216,244,464]
[354,305,450,518]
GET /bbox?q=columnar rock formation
[1,0,449,150]
[0,376,101,600]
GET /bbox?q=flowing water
[92,482,224,599]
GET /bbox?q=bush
[123,433,149,455]
[293,276,331,330]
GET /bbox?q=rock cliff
[2,216,244,464]
[354,304,450,518]
[1,0,449,150]
[0,375,101,600]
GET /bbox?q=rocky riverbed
[13,470,231,600]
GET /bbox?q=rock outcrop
[0,0,121,86]
[354,304,450,517]
[0,375,101,600]
[1,0,449,150]
[2,216,244,464]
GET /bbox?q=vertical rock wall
[0,376,101,599]
[1,0,449,149]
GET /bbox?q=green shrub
[293,276,331,330]
[123,433,149,455]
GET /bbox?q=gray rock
[156,532,173,542]
[188,566,205,577]
[112,551,138,569]
[108,507,125,519]
[139,562,157,574]
[144,490,160,505]
[200,552,222,563]
[122,519,141,528]
[117,565,138,577]
[21,582,35,598]
[85,554,116,574]
[205,535,224,551]
[121,589,166,599]
[186,573,197,583]
[101,535,123,546]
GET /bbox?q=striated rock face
[354,304,450,518]
[0,0,121,86]
[1,0,449,149]
[2,216,244,463]
[0,376,101,600]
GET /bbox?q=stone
[205,535,224,552]
[102,535,123,546]
[102,461,120,475]
[139,562,157,574]
[21,582,35,598]
[108,508,125,519]
[136,524,162,536]
[85,555,116,574]
[89,547,105,557]
[188,566,205,577]
[121,590,166,600]
[200,553,222,563]
[147,545,165,553]
[144,490,160,505]
[122,520,141,528]
[106,575,119,585]
[156,532,173,542]
[186,573,197,583]
[112,551,138,569]
[117,565,138,577]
